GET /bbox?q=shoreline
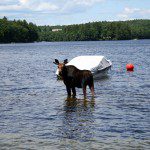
[1,39,150,45]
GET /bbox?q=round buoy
[126,64,134,71]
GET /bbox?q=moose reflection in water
[53,59,94,99]
[58,97,95,142]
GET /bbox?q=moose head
[53,59,68,77]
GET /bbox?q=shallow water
[0,40,150,149]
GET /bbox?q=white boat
[56,56,112,79]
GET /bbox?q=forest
[38,19,150,41]
[0,17,38,43]
[0,17,150,43]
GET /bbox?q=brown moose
[53,59,94,99]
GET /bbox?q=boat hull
[92,66,111,79]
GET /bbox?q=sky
[0,0,150,25]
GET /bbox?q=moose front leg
[66,86,71,97]
[72,87,76,98]
[83,86,87,99]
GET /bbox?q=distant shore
[0,17,150,43]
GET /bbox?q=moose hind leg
[89,84,94,97]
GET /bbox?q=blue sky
[0,0,150,25]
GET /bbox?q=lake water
[0,40,150,149]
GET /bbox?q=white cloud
[124,7,140,14]
[140,9,150,15]
[19,0,29,4]
[118,7,150,20]
[61,0,104,14]
[0,0,17,5]
[118,14,128,20]
[0,4,23,11]
[0,0,59,12]
[35,2,59,11]
[73,0,104,6]
[0,0,105,15]
[0,0,106,25]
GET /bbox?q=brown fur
[54,59,94,98]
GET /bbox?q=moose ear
[64,59,68,64]
[53,59,59,65]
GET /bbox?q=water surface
[0,40,150,149]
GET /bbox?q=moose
[53,59,94,98]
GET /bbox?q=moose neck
[61,66,68,80]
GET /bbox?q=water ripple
[0,40,150,149]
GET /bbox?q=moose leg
[66,86,71,97]
[89,84,94,97]
[72,87,76,98]
[83,85,87,99]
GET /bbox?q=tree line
[38,19,150,41]
[0,17,38,43]
[0,17,149,43]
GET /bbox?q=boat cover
[55,56,112,76]
[66,56,111,73]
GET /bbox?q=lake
[0,40,150,149]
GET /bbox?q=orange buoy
[126,63,134,71]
